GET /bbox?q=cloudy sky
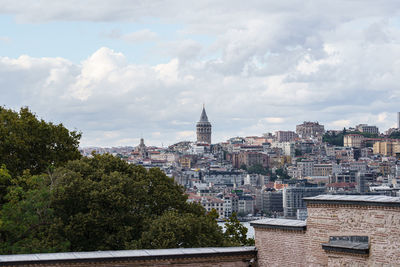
[1,1,400,147]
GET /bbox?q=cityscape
[81,107,400,221]
[2,0,400,266]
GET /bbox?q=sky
[1,1,400,147]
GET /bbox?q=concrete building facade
[373,140,400,156]
[283,185,325,218]
[343,134,364,148]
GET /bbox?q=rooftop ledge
[250,218,306,231]
[322,236,369,255]
[0,247,257,265]
[304,194,400,207]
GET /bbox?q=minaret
[196,105,212,144]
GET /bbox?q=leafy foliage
[247,163,269,175]
[0,165,12,205]
[0,107,253,254]
[132,209,227,249]
[224,213,255,246]
[0,172,69,254]
[0,107,81,176]
[322,131,344,146]
[0,154,233,253]
[389,131,400,139]
[274,168,290,180]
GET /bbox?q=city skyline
[2,1,400,147]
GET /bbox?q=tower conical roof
[199,106,209,122]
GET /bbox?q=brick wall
[253,196,400,266]
[326,253,368,267]
[306,203,400,266]
[255,228,306,266]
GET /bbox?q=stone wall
[306,203,400,266]
[255,228,306,266]
[252,195,400,266]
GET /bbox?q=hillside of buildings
[2,106,400,255]
[82,112,400,222]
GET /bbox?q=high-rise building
[398,112,400,129]
[283,185,325,218]
[196,106,212,144]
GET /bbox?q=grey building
[262,190,283,214]
[356,172,374,193]
[203,170,244,185]
[283,185,325,218]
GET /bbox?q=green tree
[247,164,269,175]
[49,154,192,251]
[224,213,254,246]
[322,132,344,146]
[0,165,12,205]
[0,154,232,253]
[0,172,69,254]
[132,209,227,249]
[389,131,400,139]
[0,107,81,176]
[275,168,290,180]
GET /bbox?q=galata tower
[196,106,212,144]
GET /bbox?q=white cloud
[263,117,285,124]
[122,29,158,43]
[154,58,179,85]
[104,29,158,43]
[0,36,11,43]
[2,1,400,146]
[330,120,351,128]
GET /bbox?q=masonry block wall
[252,195,400,267]
[306,202,400,266]
[254,227,306,266]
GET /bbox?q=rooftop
[0,247,256,265]
[322,236,369,255]
[304,194,400,207]
[250,218,306,231]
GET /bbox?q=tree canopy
[389,131,400,139]
[223,213,255,246]
[0,154,234,253]
[247,163,269,175]
[0,107,81,176]
[0,107,252,254]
